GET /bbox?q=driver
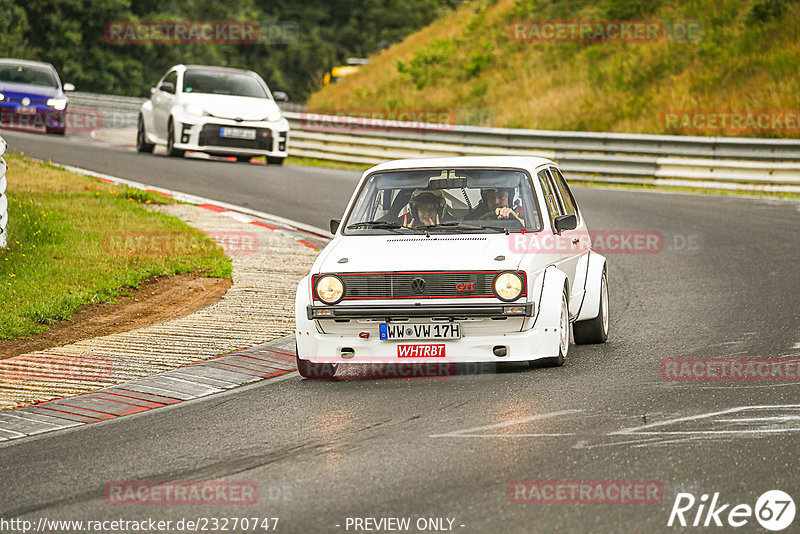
[404,190,446,227]
[470,187,523,223]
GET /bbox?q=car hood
[314,234,534,274]
[179,93,279,121]
[0,82,62,101]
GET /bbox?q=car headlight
[315,275,344,304]
[46,98,67,111]
[267,110,282,122]
[0,93,5,101]
[494,272,523,302]
[184,104,206,116]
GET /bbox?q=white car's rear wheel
[573,270,609,344]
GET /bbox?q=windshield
[0,64,59,88]
[182,69,268,98]
[344,168,542,234]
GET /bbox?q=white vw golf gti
[137,64,289,164]
[295,157,609,378]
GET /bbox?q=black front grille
[198,124,272,149]
[313,271,526,300]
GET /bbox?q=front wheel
[573,270,609,345]
[530,289,569,368]
[166,119,185,158]
[136,114,155,153]
[296,343,337,379]
[236,155,251,162]
[266,156,284,166]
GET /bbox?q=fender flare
[531,266,568,330]
[576,251,607,321]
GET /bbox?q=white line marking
[792,342,800,349]
[430,409,582,438]
[611,404,800,436]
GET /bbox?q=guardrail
[0,135,7,248]
[67,92,800,192]
[285,112,800,192]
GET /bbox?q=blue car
[0,59,75,135]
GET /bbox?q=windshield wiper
[418,222,509,234]
[346,221,422,233]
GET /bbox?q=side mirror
[273,91,289,102]
[158,82,175,94]
[553,214,577,233]
[330,219,340,234]
[63,83,75,92]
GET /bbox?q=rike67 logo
[668,490,795,531]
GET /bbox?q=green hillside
[306,0,800,137]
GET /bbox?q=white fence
[0,135,7,248]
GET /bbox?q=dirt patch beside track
[0,273,231,359]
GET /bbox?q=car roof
[177,64,258,76]
[365,156,557,174]
[0,58,55,69]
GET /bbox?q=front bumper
[0,104,65,129]
[296,324,560,364]
[172,115,289,157]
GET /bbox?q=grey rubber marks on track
[0,336,297,442]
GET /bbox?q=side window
[537,170,562,226]
[551,167,577,217]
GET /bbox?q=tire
[236,155,251,162]
[136,114,155,153]
[530,288,569,368]
[296,342,337,379]
[573,269,609,345]
[45,112,66,135]
[45,126,66,135]
[166,119,185,158]
[267,156,284,166]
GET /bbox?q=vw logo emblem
[411,277,426,294]
[21,97,30,106]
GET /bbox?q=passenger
[469,187,523,223]
[404,190,446,227]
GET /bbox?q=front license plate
[220,126,256,140]
[397,344,446,358]
[16,106,36,115]
[380,322,461,341]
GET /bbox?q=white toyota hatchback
[137,64,289,164]
[295,156,609,379]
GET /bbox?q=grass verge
[0,154,232,340]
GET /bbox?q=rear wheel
[573,270,609,344]
[236,155,251,162]
[136,114,155,153]
[296,342,337,379]
[531,289,569,368]
[166,119,185,158]
[267,156,284,166]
